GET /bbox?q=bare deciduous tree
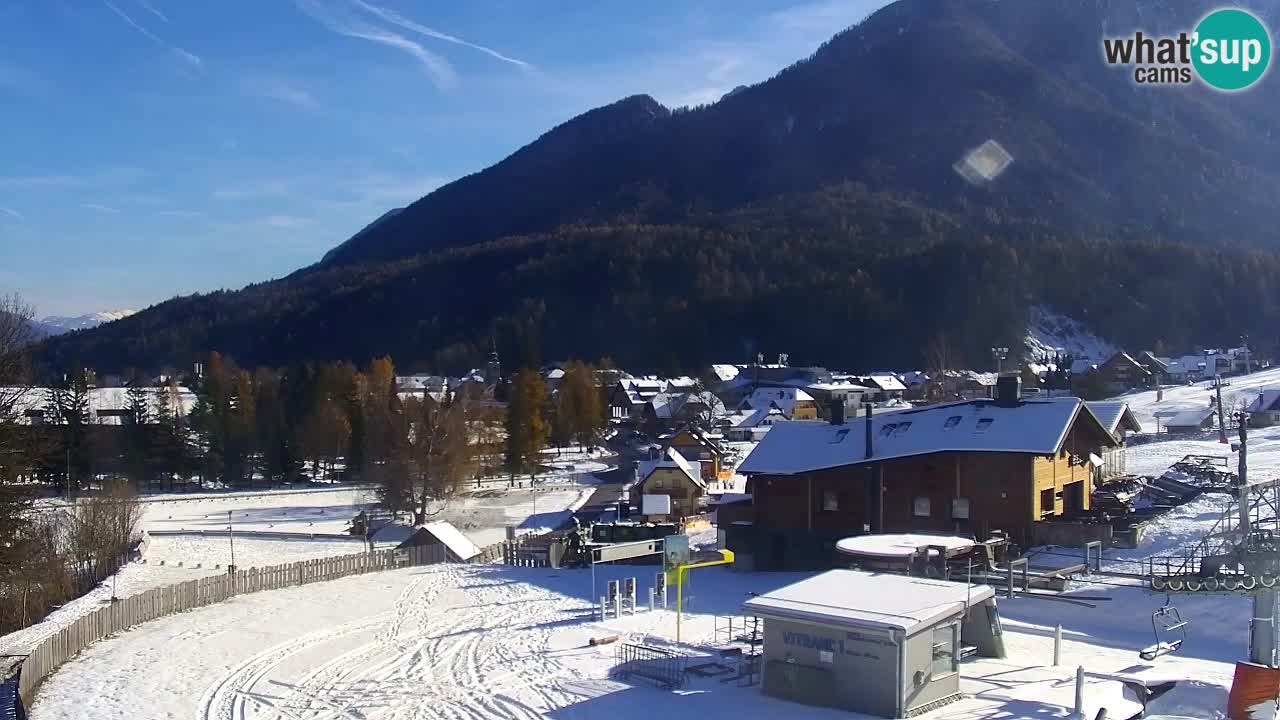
[404,390,476,525]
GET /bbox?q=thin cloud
[82,203,121,214]
[0,167,144,190]
[249,76,321,110]
[157,209,202,218]
[261,214,309,230]
[0,207,23,221]
[351,0,531,69]
[137,0,168,23]
[104,1,202,67]
[293,0,456,89]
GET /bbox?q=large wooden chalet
[733,378,1120,570]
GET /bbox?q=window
[653,478,665,489]
[943,415,962,429]
[823,490,839,512]
[975,418,994,433]
[913,496,931,517]
[932,624,957,676]
[952,498,970,520]
[1040,488,1054,515]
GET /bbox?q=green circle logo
[1193,8,1271,91]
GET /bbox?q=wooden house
[1249,391,1280,428]
[1093,352,1154,394]
[1085,401,1142,478]
[634,447,708,520]
[733,378,1119,570]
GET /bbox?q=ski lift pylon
[1139,599,1187,661]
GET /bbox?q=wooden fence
[14,543,446,708]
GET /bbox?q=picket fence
[15,543,447,707]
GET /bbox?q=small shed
[396,521,481,562]
[1165,406,1218,434]
[743,570,1002,718]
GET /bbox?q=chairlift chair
[1139,602,1188,661]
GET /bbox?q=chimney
[995,374,1022,407]
[830,399,845,425]
[864,403,874,459]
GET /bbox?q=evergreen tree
[47,368,93,494]
[123,372,151,487]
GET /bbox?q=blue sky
[0,0,889,317]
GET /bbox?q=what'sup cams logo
[1103,7,1271,91]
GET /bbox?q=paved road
[571,435,643,525]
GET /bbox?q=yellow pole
[677,569,683,642]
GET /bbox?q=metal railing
[612,643,687,689]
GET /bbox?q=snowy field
[33,561,1223,720]
[0,483,593,659]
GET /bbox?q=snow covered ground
[31,561,1199,720]
[1117,366,1280,480]
[0,484,593,659]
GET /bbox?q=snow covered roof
[835,534,974,560]
[400,521,481,561]
[861,375,907,392]
[743,570,994,635]
[710,364,740,382]
[1085,401,1142,436]
[545,368,566,380]
[741,387,815,415]
[1249,390,1280,414]
[647,391,724,419]
[4,386,197,425]
[645,446,706,489]
[738,397,1114,475]
[1167,405,1217,428]
[722,407,784,429]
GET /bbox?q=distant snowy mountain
[36,310,136,337]
[1024,306,1117,363]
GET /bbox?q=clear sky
[0,0,889,317]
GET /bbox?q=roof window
[943,415,962,430]
[975,418,994,433]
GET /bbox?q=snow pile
[1024,305,1117,362]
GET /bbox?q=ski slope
[28,558,1236,720]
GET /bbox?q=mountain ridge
[38,0,1280,375]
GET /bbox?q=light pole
[1242,334,1252,375]
[227,510,236,574]
[991,347,1009,376]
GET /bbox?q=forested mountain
[39,0,1280,375]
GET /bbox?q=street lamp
[991,347,1009,375]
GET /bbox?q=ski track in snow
[197,566,585,720]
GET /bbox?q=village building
[664,425,728,483]
[858,374,908,403]
[718,406,787,441]
[1085,401,1141,478]
[739,387,819,420]
[1091,352,1154,394]
[745,570,1003,718]
[641,391,725,432]
[732,378,1119,570]
[633,447,707,520]
[1248,390,1280,428]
